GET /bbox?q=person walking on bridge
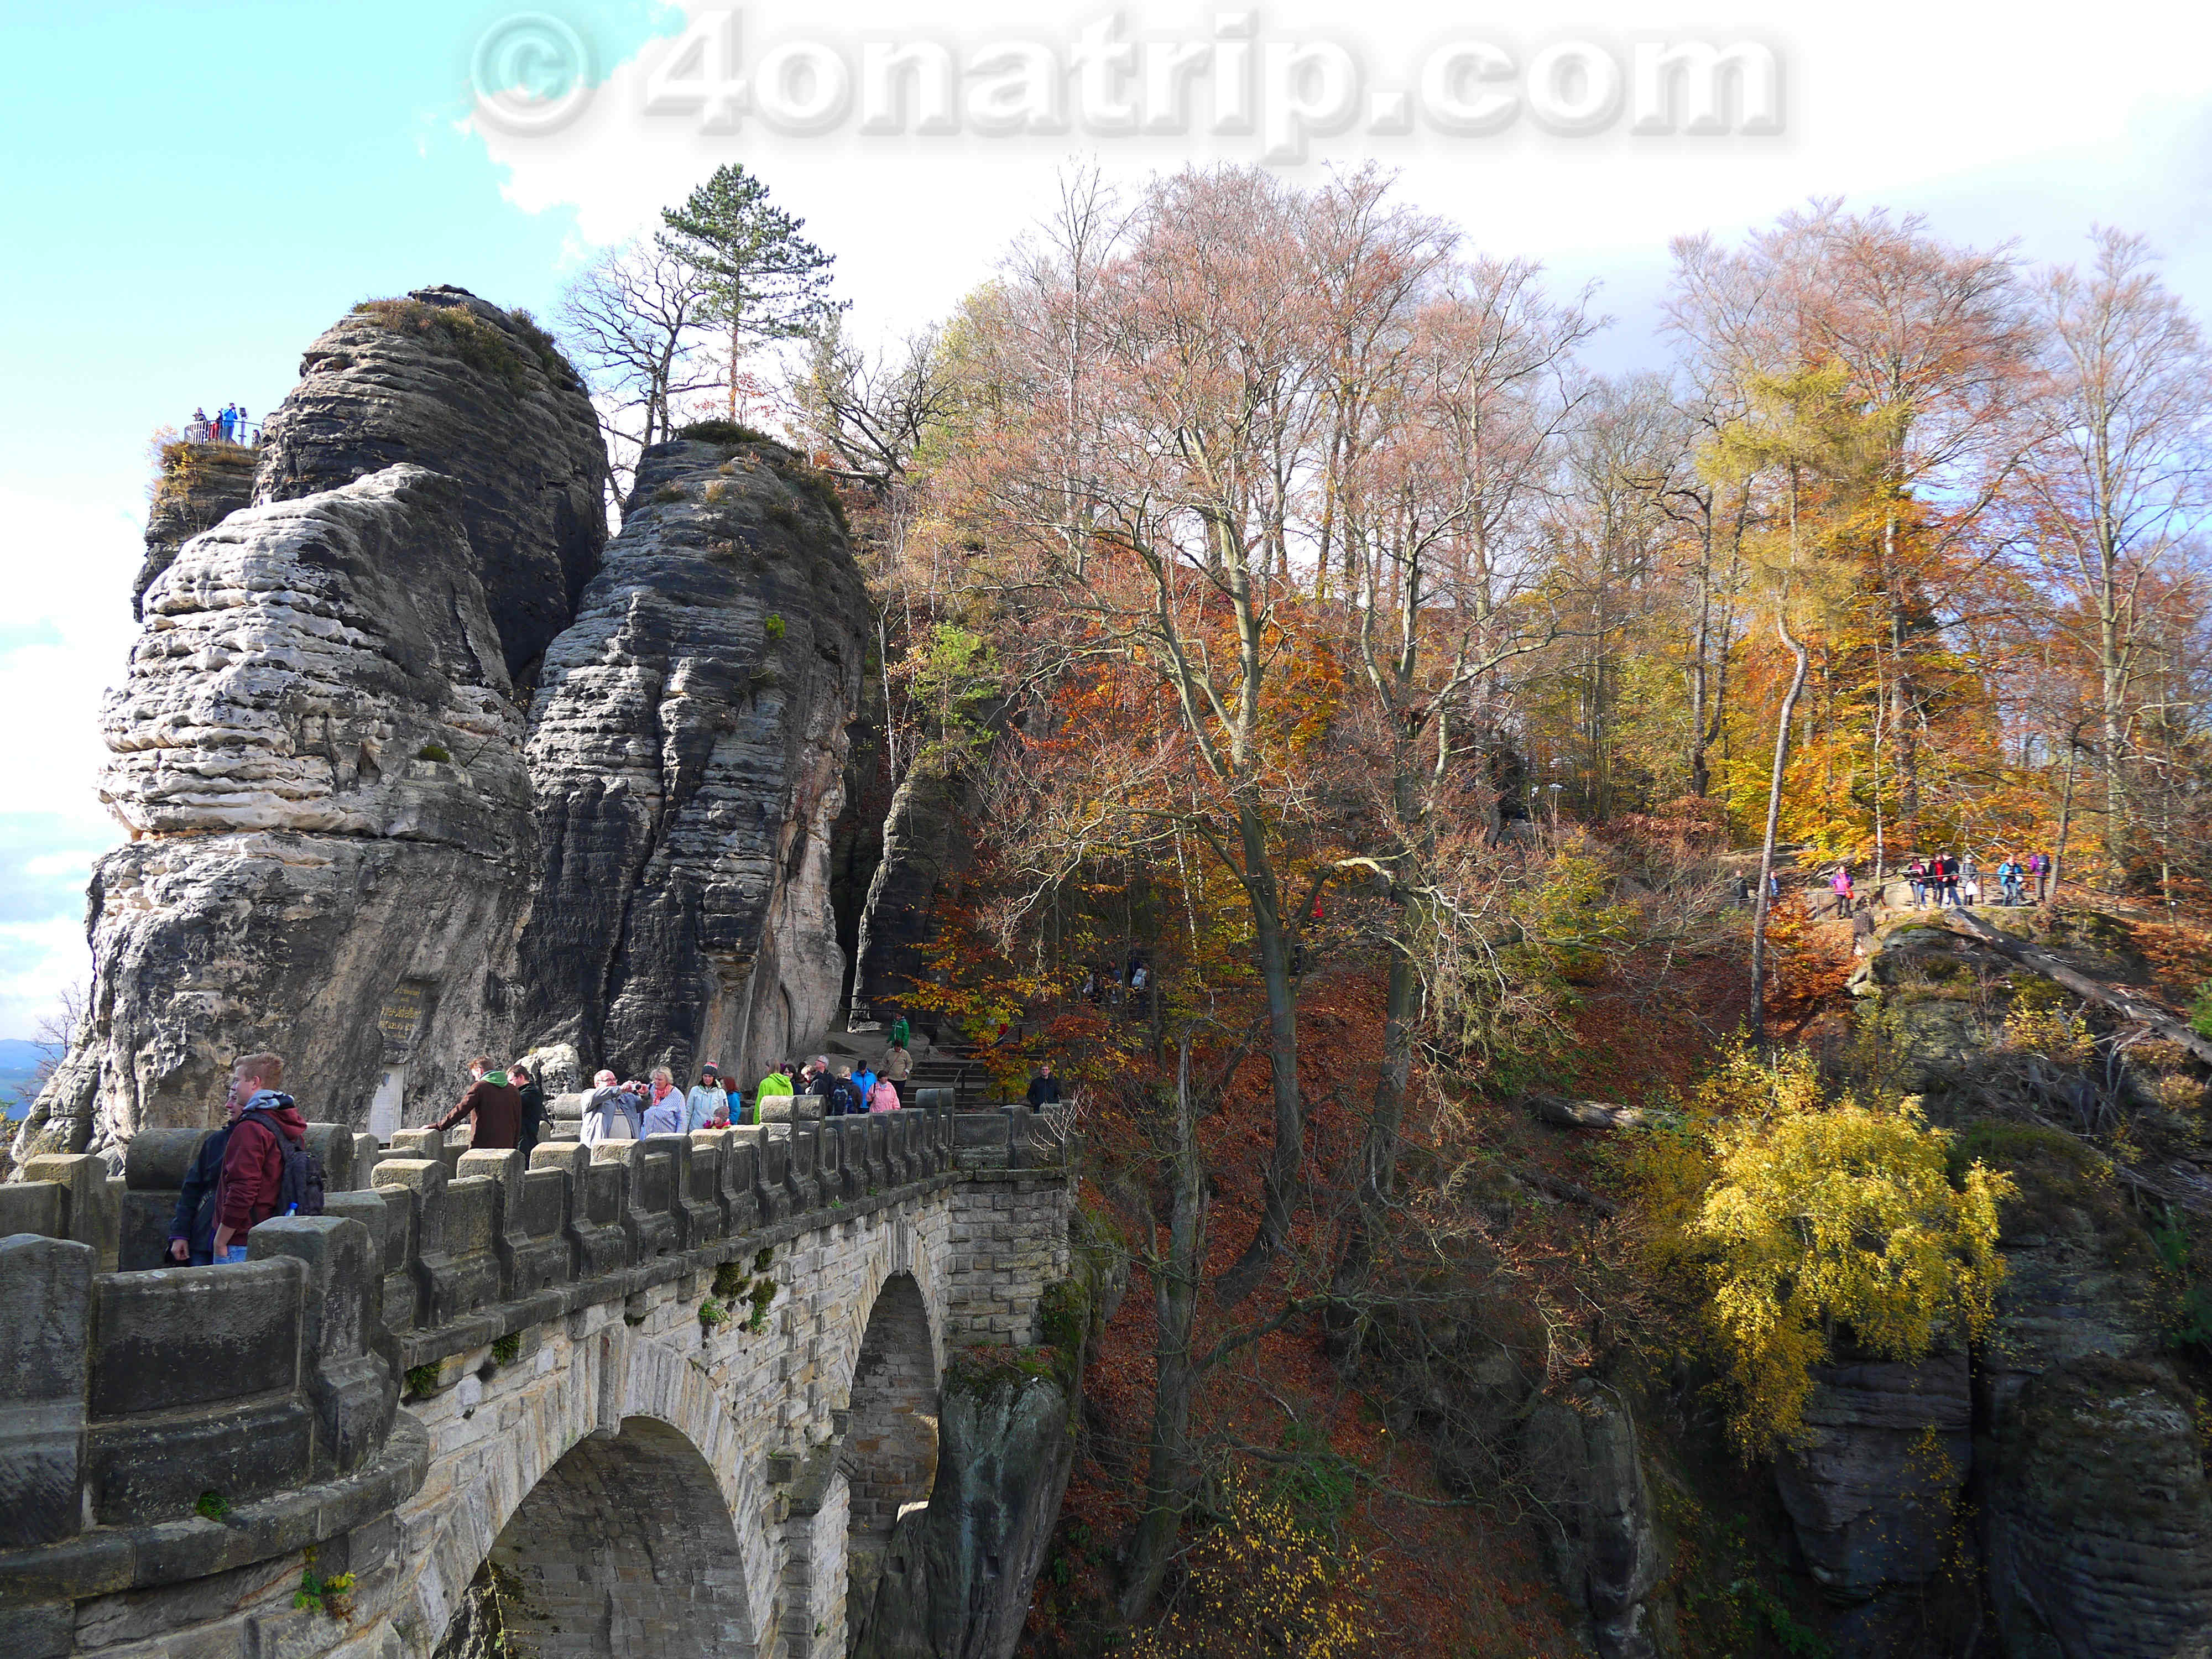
[510,1061,545,1159]
[210,1053,304,1263]
[881,1039,912,1107]
[434,1056,523,1150]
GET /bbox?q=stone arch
[409,1328,766,1659]
[839,1271,941,1644]
[443,1416,755,1659]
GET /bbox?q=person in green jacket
[755,1064,794,1104]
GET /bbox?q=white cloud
[467,1,2212,352]
[0,482,139,1035]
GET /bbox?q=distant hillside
[0,1037,57,1120]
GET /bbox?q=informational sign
[378,983,425,1057]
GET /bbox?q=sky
[3,0,2211,1040]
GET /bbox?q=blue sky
[5,1,2212,1039]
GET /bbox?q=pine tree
[657,164,840,421]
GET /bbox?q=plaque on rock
[378,982,426,1059]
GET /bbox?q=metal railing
[181,417,263,446]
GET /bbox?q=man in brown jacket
[433,1056,524,1150]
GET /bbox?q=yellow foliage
[1131,1475,1380,1659]
[1640,1044,2013,1458]
[2000,1003,2095,1067]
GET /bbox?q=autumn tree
[2019,228,2212,885]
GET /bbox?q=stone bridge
[0,1104,1073,1659]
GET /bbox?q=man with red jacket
[433,1056,524,1150]
[212,1053,305,1263]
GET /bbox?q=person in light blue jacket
[685,1063,725,1131]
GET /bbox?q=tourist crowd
[164,1036,953,1265]
[1821,849,2053,918]
[184,403,256,444]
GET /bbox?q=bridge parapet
[0,1103,1069,1623]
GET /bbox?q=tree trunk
[1751,614,1812,1045]
[1217,799,1301,1307]
[1324,943,1412,1363]
[1120,1042,1205,1621]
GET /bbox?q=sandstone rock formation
[30,466,534,1157]
[1525,1380,1665,1659]
[1977,1139,2212,1657]
[851,1364,1078,1659]
[1772,1350,1973,1648]
[518,437,867,1085]
[134,440,257,618]
[19,289,885,1164]
[254,286,606,680]
[849,754,993,1035]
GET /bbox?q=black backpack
[243,1106,326,1218]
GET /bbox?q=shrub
[195,1489,229,1522]
[1640,1044,2013,1457]
[404,1363,440,1400]
[2001,1001,2094,1066]
[677,418,778,447]
[351,298,534,388]
[416,742,452,763]
[743,1276,778,1332]
[653,483,690,504]
[1128,1473,1378,1658]
[764,612,786,642]
[489,1333,520,1366]
[2192,981,2212,1041]
[698,1298,731,1331]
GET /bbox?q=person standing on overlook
[433,1056,523,1149]
[754,1061,792,1109]
[581,1070,635,1144]
[210,1053,303,1263]
[1025,1060,1062,1110]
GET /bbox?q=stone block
[24,1153,122,1271]
[90,1258,303,1416]
[0,1602,74,1659]
[0,1234,92,1547]
[85,1390,317,1524]
[0,1181,64,1241]
[250,1216,395,1476]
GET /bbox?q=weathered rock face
[23,466,533,1157]
[1772,1350,1973,1650]
[1524,1380,1666,1659]
[134,441,258,619]
[849,757,985,1033]
[1977,1142,2212,1658]
[852,1366,1077,1659]
[518,438,867,1084]
[254,285,606,680]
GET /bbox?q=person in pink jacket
[868,1077,901,1112]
